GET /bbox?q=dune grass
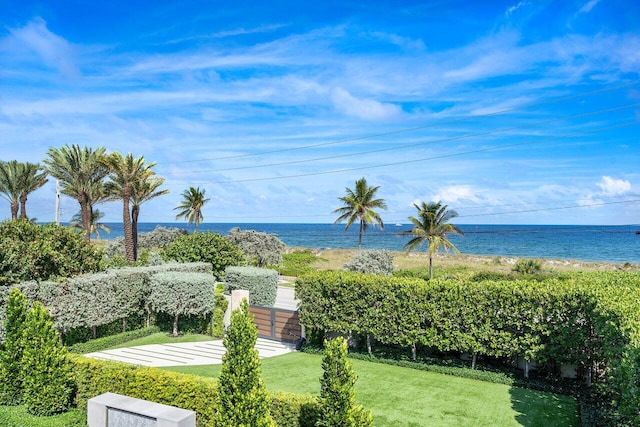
[164,352,578,427]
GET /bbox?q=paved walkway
[85,338,296,367]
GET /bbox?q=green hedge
[67,326,161,354]
[0,263,212,342]
[70,355,320,427]
[225,266,278,307]
[295,270,640,424]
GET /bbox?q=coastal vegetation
[401,201,464,279]
[174,186,210,231]
[333,177,387,249]
[0,160,48,221]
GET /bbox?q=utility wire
[167,121,638,185]
[164,102,640,173]
[156,81,640,165]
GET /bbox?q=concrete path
[85,338,296,367]
[274,285,299,311]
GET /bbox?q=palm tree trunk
[79,193,91,241]
[10,201,18,220]
[19,195,27,220]
[122,187,134,263]
[131,205,140,261]
[358,220,364,250]
[429,254,433,279]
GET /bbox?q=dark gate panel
[249,306,302,343]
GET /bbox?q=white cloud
[578,0,602,14]
[330,87,402,121]
[431,185,484,204]
[597,176,631,195]
[7,17,78,77]
[371,32,425,51]
[505,1,529,18]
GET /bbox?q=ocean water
[96,223,640,264]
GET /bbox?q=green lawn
[103,332,215,350]
[0,406,86,427]
[165,352,579,427]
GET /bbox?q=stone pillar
[225,290,250,328]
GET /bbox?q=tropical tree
[43,145,109,241]
[174,186,210,231]
[103,152,157,262]
[131,175,168,259]
[402,201,464,278]
[0,160,22,220]
[70,208,110,239]
[18,162,48,220]
[333,177,387,249]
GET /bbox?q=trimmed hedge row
[0,263,212,341]
[70,355,319,427]
[295,270,640,423]
[67,326,161,354]
[225,266,278,307]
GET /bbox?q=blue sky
[0,0,639,225]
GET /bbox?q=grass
[305,247,633,274]
[0,406,86,427]
[103,332,215,350]
[164,352,579,427]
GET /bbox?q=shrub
[0,288,29,405]
[215,299,276,426]
[149,272,216,336]
[211,286,228,338]
[70,355,320,427]
[67,326,161,354]
[225,266,278,307]
[227,227,286,267]
[161,231,245,277]
[0,220,103,286]
[342,249,394,276]
[105,226,187,259]
[21,302,73,416]
[317,337,372,427]
[512,258,542,275]
[280,250,319,276]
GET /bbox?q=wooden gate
[249,306,302,343]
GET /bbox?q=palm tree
[70,208,110,239]
[0,161,22,220]
[44,145,109,241]
[174,186,210,231]
[333,177,387,249]
[18,162,48,220]
[402,201,464,279]
[131,175,169,259]
[103,152,156,262]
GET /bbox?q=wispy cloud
[505,1,530,18]
[330,87,403,121]
[578,0,602,14]
[5,17,78,77]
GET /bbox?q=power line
[156,81,640,165]
[163,102,640,174]
[166,120,638,185]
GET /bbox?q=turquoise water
[98,223,640,264]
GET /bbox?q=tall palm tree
[333,177,387,250]
[174,186,210,231]
[18,162,48,220]
[70,208,110,239]
[103,152,156,262]
[44,145,109,241]
[402,201,464,279]
[131,175,169,259]
[0,160,22,220]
